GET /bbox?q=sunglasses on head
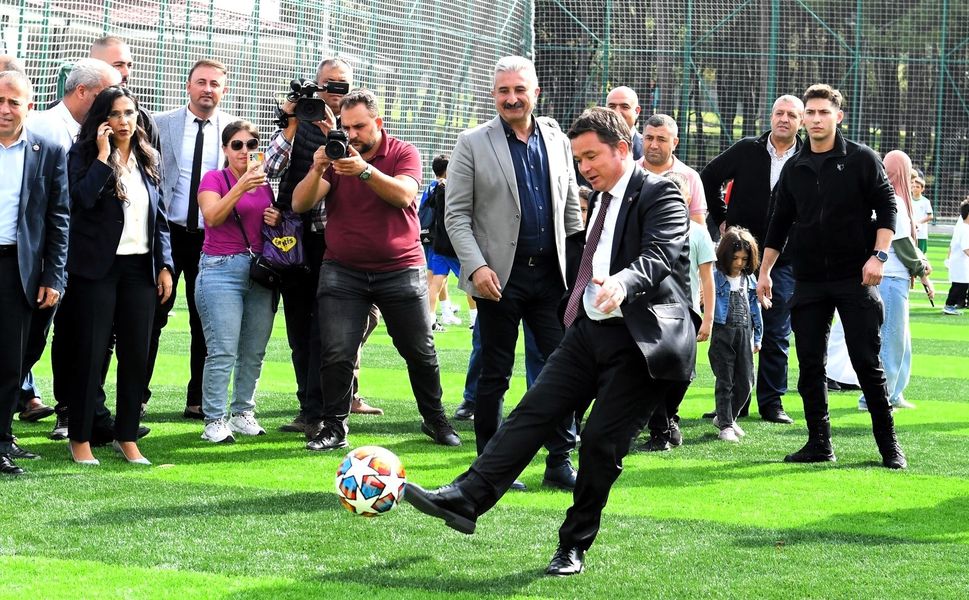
[229,138,259,151]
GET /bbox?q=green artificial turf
[1,236,967,599]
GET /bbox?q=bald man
[606,86,644,160]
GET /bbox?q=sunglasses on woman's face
[229,138,259,151]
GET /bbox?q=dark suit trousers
[789,279,892,426]
[457,317,666,550]
[146,223,206,406]
[62,255,156,443]
[282,230,325,417]
[473,260,576,466]
[18,304,54,404]
[0,255,31,453]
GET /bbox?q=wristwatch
[358,165,373,181]
[872,250,889,263]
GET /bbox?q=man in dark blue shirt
[445,56,584,491]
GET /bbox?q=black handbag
[222,171,283,291]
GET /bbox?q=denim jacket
[712,270,763,346]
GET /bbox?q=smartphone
[247,151,265,171]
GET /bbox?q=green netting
[1,0,534,182]
[534,0,969,220]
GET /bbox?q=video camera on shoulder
[287,78,350,121]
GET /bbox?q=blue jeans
[860,275,911,404]
[316,261,445,431]
[195,253,276,421]
[463,320,543,402]
[756,261,794,412]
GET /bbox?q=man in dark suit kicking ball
[405,107,696,576]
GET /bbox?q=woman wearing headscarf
[858,150,934,411]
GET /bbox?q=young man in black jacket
[701,95,803,424]
[758,84,907,469]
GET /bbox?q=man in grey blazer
[148,58,238,418]
[444,56,583,490]
[0,70,70,475]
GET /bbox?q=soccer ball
[335,446,407,516]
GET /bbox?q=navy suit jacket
[565,165,698,382]
[66,147,172,281]
[15,131,70,300]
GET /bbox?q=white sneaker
[891,397,916,409]
[713,416,745,438]
[468,309,478,329]
[441,312,462,325]
[228,412,266,436]
[202,419,236,443]
[718,427,740,442]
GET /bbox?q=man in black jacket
[758,84,906,469]
[701,94,803,424]
[405,108,696,575]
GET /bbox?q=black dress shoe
[546,544,585,576]
[453,400,475,421]
[826,378,842,391]
[641,433,671,452]
[761,410,794,424]
[306,428,348,451]
[510,479,527,491]
[421,416,461,446]
[19,403,55,422]
[784,441,836,463]
[1,454,25,476]
[701,410,716,419]
[404,483,477,534]
[543,462,577,491]
[9,442,39,460]
[183,406,205,420]
[280,414,306,433]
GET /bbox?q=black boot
[784,420,836,463]
[871,412,907,469]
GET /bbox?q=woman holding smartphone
[195,120,281,444]
[61,86,172,466]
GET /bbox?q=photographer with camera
[290,89,460,452]
[265,58,382,442]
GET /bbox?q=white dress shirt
[0,128,28,244]
[583,161,635,320]
[26,101,80,154]
[116,152,151,255]
[169,107,220,228]
[767,136,798,190]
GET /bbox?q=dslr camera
[324,129,350,160]
[282,78,350,123]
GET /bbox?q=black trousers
[945,282,969,308]
[281,230,326,417]
[0,254,31,453]
[457,317,668,551]
[645,379,690,435]
[789,279,892,425]
[473,260,576,465]
[146,223,206,406]
[61,255,156,443]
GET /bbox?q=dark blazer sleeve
[41,145,70,294]
[153,182,174,275]
[700,145,738,228]
[864,150,897,233]
[68,150,114,211]
[764,162,796,252]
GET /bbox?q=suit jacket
[14,131,71,299]
[566,166,698,382]
[65,148,172,281]
[444,115,583,296]
[155,106,239,218]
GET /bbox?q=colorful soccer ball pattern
[334,446,407,516]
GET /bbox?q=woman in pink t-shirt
[194,120,281,444]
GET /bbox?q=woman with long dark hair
[60,86,172,466]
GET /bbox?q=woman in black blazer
[60,86,173,466]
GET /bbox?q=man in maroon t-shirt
[292,89,460,451]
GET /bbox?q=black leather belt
[514,255,554,267]
[590,317,625,326]
[0,245,16,257]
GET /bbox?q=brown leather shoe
[351,396,384,415]
[19,400,55,422]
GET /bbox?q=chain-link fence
[534,0,969,220]
[1,0,532,183]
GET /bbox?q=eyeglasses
[107,109,138,120]
[229,138,259,151]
